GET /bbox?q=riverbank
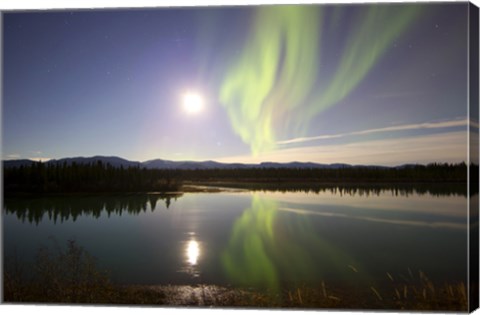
[4,281,469,311]
[182,181,468,197]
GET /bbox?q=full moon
[182,92,204,114]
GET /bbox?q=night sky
[2,3,474,165]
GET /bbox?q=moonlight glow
[182,92,204,114]
[186,239,200,265]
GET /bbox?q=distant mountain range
[2,155,412,170]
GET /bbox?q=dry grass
[4,276,469,311]
[4,245,469,311]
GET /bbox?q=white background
[0,1,479,315]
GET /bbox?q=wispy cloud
[218,131,467,166]
[256,190,467,218]
[278,207,465,230]
[29,157,51,162]
[5,154,21,159]
[277,118,468,145]
[3,152,50,162]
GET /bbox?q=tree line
[176,162,470,183]
[4,194,180,225]
[3,160,475,195]
[3,160,180,194]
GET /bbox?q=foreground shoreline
[4,282,469,311]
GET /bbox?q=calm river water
[3,187,470,290]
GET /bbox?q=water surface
[3,188,468,290]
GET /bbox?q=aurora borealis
[220,5,421,155]
[220,6,321,155]
[2,2,474,165]
[221,193,365,290]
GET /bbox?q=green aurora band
[221,194,366,291]
[219,5,422,155]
